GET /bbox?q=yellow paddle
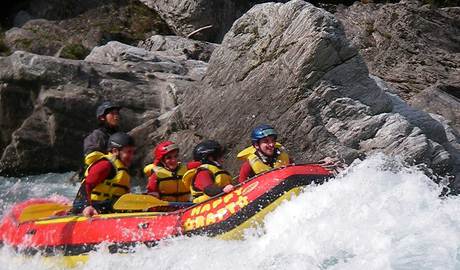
[18,203,72,223]
[113,194,193,211]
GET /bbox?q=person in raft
[72,132,135,217]
[237,124,292,183]
[237,124,339,182]
[144,141,190,202]
[182,140,234,203]
[82,101,122,166]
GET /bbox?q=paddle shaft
[113,194,194,211]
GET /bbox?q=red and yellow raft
[0,164,331,265]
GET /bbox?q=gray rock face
[138,35,218,62]
[0,43,205,175]
[5,19,66,56]
[140,0,272,42]
[335,1,460,132]
[140,0,226,42]
[4,0,171,59]
[181,0,457,178]
[409,84,460,133]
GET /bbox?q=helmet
[193,140,224,162]
[96,101,121,119]
[107,132,135,150]
[154,141,179,165]
[251,124,277,144]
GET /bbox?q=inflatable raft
[0,164,331,265]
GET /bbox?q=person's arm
[238,161,255,183]
[83,160,112,216]
[146,174,160,197]
[194,170,224,197]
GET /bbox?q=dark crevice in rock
[439,84,460,100]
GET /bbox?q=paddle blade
[19,203,72,223]
[113,194,169,211]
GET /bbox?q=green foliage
[126,0,171,40]
[382,32,392,39]
[364,21,375,34]
[15,38,32,50]
[60,43,90,60]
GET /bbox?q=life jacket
[143,163,190,202]
[85,153,131,202]
[237,143,290,175]
[182,163,232,204]
[84,151,105,166]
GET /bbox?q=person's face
[162,150,179,171]
[117,146,135,167]
[103,109,120,128]
[255,136,276,157]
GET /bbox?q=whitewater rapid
[0,154,459,270]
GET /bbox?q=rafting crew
[72,119,341,214]
[72,132,135,217]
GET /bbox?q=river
[0,154,459,270]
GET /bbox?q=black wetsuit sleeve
[203,185,224,197]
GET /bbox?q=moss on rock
[59,43,90,60]
[0,28,11,56]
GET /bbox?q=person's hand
[319,157,347,175]
[319,156,338,166]
[147,192,160,198]
[223,184,234,193]
[82,205,98,217]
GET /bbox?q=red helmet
[153,141,179,165]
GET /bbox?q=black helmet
[193,140,224,162]
[96,101,121,119]
[107,132,135,150]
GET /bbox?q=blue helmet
[251,124,277,144]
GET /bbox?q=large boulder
[335,1,460,132]
[0,41,205,176]
[181,0,458,180]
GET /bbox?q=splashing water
[0,154,459,270]
[0,172,79,215]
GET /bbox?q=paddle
[18,203,72,223]
[113,194,194,211]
